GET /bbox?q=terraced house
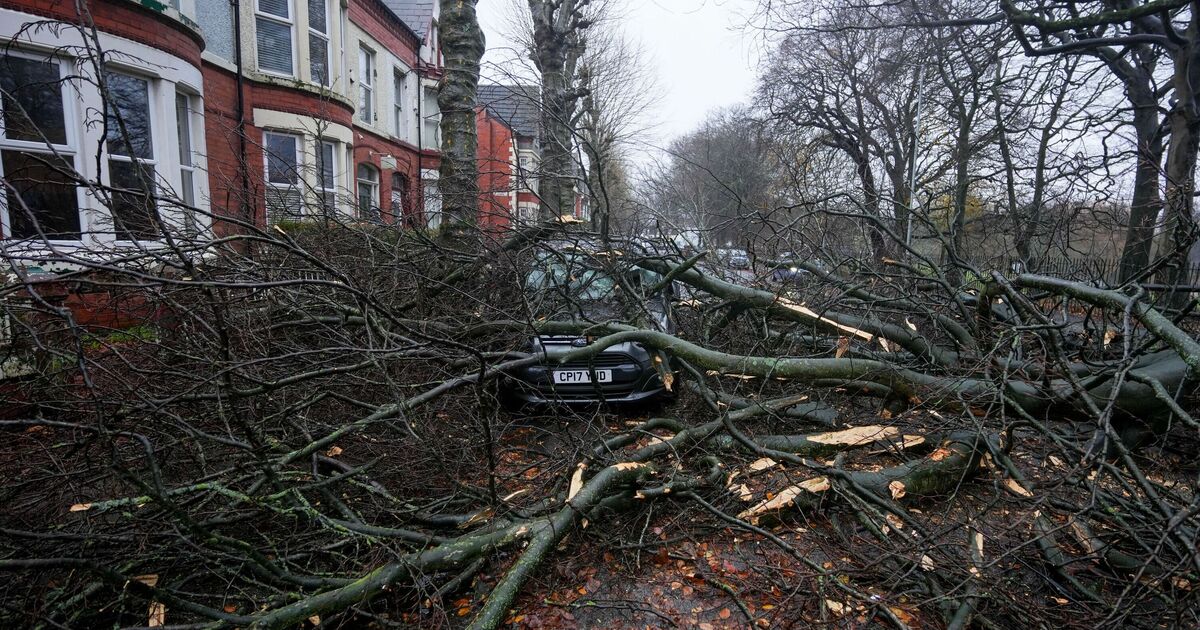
[0,0,444,249]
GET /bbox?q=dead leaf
[888,480,907,500]
[325,446,343,457]
[148,602,166,627]
[719,607,731,619]
[567,463,586,501]
[825,599,848,616]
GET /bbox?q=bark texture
[437,0,486,240]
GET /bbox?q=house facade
[477,83,591,229]
[0,0,443,252]
[0,0,209,256]
[195,0,442,232]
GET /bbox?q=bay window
[256,0,295,76]
[308,0,330,86]
[264,132,302,224]
[105,71,160,241]
[0,53,80,240]
[358,47,375,124]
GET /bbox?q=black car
[505,245,674,405]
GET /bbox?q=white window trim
[263,131,303,223]
[358,45,375,125]
[393,67,408,140]
[255,0,297,78]
[317,139,338,215]
[105,70,162,244]
[356,163,379,221]
[0,52,83,243]
[308,0,331,86]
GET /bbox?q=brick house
[477,84,590,227]
[195,0,443,233]
[0,0,209,255]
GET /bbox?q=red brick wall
[2,0,204,67]
[477,108,515,232]
[352,125,436,227]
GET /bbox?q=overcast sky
[475,0,762,148]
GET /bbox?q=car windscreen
[526,255,616,301]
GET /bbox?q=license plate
[553,369,612,384]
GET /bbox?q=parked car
[768,256,828,285]
[504,244,675,405]
[716,248,751,270]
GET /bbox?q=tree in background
[437,0,486,241]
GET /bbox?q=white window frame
[307,0,331,86]
[174,89,200,234]
[104,70,162,243]
[256,0,296,78]
[263,131,302,223]
[317,139,338,216]
[421,84,439,147]
[393,68,408,139]
[356,163,379,221]
[0,51,83,243]
[358,46,375,125]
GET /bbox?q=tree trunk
[1155,29,1200,307]
[528,0,582,222]
[1118,100,1165,283]
[437,0,486,241]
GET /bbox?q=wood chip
[888,480,907,500]
[737,477,830,523]
[1003,478,1033,497]
[148,602,166,627]
[748,457,779,473]
[807,425,900,446]
[567,463,586,501]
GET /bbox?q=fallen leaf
[719,607,731,619]
[826,599,848,616]
[325,446,343,457]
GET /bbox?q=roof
[477,84,541,139]
[380,0,435,40]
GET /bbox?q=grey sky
[475,0,761,145]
